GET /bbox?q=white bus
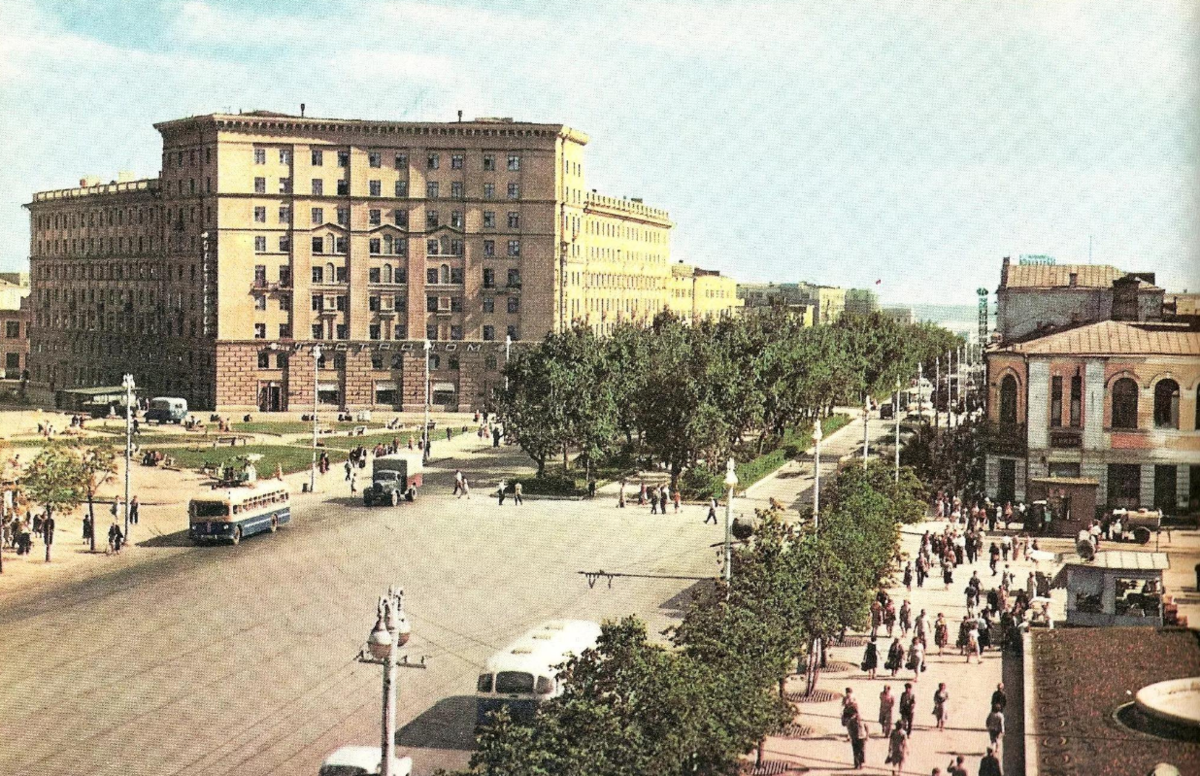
[475,619,602,726]
[189,481,291,545]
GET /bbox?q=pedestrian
[344,460,352,482]
[497,478,507,506]
[966,624,982,664]
[107,521,123,553]
[909,636,925,681]
[979,746,1002,776]
[989,542,1000,575]
[513,481,523,505]
[931,614,950,657]
[933,683,950,731]
[1001,534,1011,561]
[947,755,968,776]
[110,497,121,521]
[861,636,879,679]
[870,599,883,637]
[885,720,908,775]
[618,479,627,508]
[884,598,897,637]
[81,513,93,546]
[349,470,358,494]
[916,555,927,588]
[878,684,895,733]
[990,683,1007,714]
[129,496,139,525]
[985,704,1005,748]
[848,709,869,769]
[649,489,659,515]
[885,637,904,677]
[903,562,913,592]
[461,477,470,499]
[453,470,464,497]
[899,683,916,735]
[672,488,681,513]
[705,498,718,525]
[900,600,913,638]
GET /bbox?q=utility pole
[723,458,738,583]
[122,373,135,541]
[862,398,870,466]
[917,362,924,426]
[934,356,940,431]
[812,420,822,531]
[310,345,321,493]
[894,378,901,483]
[423,340,431,464]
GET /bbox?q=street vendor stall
[1053,551,1171,627]
[1027,476,1099,537]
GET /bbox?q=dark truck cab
[363,453,423,506]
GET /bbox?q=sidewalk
[759,519,1051,776]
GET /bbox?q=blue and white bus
[189,482,291,545]
[475,620,602,726]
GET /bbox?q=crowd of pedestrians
[834,489,1032,775]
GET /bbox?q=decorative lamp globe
[723,458,739,489]
[391,608,412,647]
[367,614,394,661]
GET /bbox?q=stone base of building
[212,340,506,414]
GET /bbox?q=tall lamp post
[422,340,431,463]
[934,356,940,431]
[122,373,135,540]
[812,420,822,532]
[357,586,425,776]
[917,362,924,425]
[723,458,738,584]
[310,345,322,494]
[504,335,512,392]
[862,398,870,466]
[894,378,901,483]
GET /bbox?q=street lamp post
[917,362,924,425]
[723,458,738,584]
[934,356,940,431]
[862,399,870,466]
[894,378,901,483]
[812,420,822,532]
[357,586,424,776]
[504,335,512,392]
[310,346,321,494]
[423,340,431,463]
[122,374,134,540]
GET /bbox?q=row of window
[998,375,1195,431]
[253,176,522,200]
[258,234,523,258]
[251,321,520,343]
[257,148,522,172]
[300,206,520,230]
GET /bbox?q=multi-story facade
[737,281,845,324]
[983,319,1200,514]
[995,257,1164,341]
[0,272,30,380]
[844,288,878,317]
[667,263,741,322]
[26,112,691,411]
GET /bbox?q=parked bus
[145,396,188,424]
[475,620,602,726]
[189,481,291,545]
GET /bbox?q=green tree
[78,444,119,553]
[21,444,89,562]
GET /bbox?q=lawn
[232,420,375,436]
[319,430,416,450]
[153,444,348,476]
[734,413,850,491]
[519,462,634,498]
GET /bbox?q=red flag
[875,279,882,285]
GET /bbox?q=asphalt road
[0,444,723,776]
[0,411,897,776]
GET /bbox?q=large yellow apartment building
[25,111,737,411]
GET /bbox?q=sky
[1,0,1197,305]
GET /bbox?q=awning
[432,382,456,393]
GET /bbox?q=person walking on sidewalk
[128,496,140,525]
[861,637,879,679]
[672,488,681,514]
[978,746,1002,776]
[847,708,869,769]
[899,683,916,735]
[705,498,718,525]
[933,683,950,731]
[985,704,1005,749]
[618,479,627,508]
[878,684,895,734]
[885,720,908,775]
[649,488,659,515]
[453,470,464,497]
[990,683,1007,714]
[513,481,523,505]
[497,478,508,506]
[899,599,912,638]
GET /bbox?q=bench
[214,435,245,447]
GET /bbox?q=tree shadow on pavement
[136,529,194,548]
[659,579,714,618]
[396,695,477,751]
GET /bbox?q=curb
[1022,630,1037,775]
[743,415,861,498]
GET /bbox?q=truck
[363,452,423,507]
[145,396,188,424]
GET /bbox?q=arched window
[383,264,392,284]
[1111,377,1139,429]
[1154,379,1180,429]
[440,264,450,285]
[999,375,1018,425]
[325,262,335,280]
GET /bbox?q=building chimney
[457,110,463,122]
[300,103,306,117]
[1069,272,1078,288]
[1000,256,1011,287]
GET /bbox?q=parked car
[144,396,188,424]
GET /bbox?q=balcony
[1049,427,1083,449]
[983,422,1027,456]
[251,279,290,293]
